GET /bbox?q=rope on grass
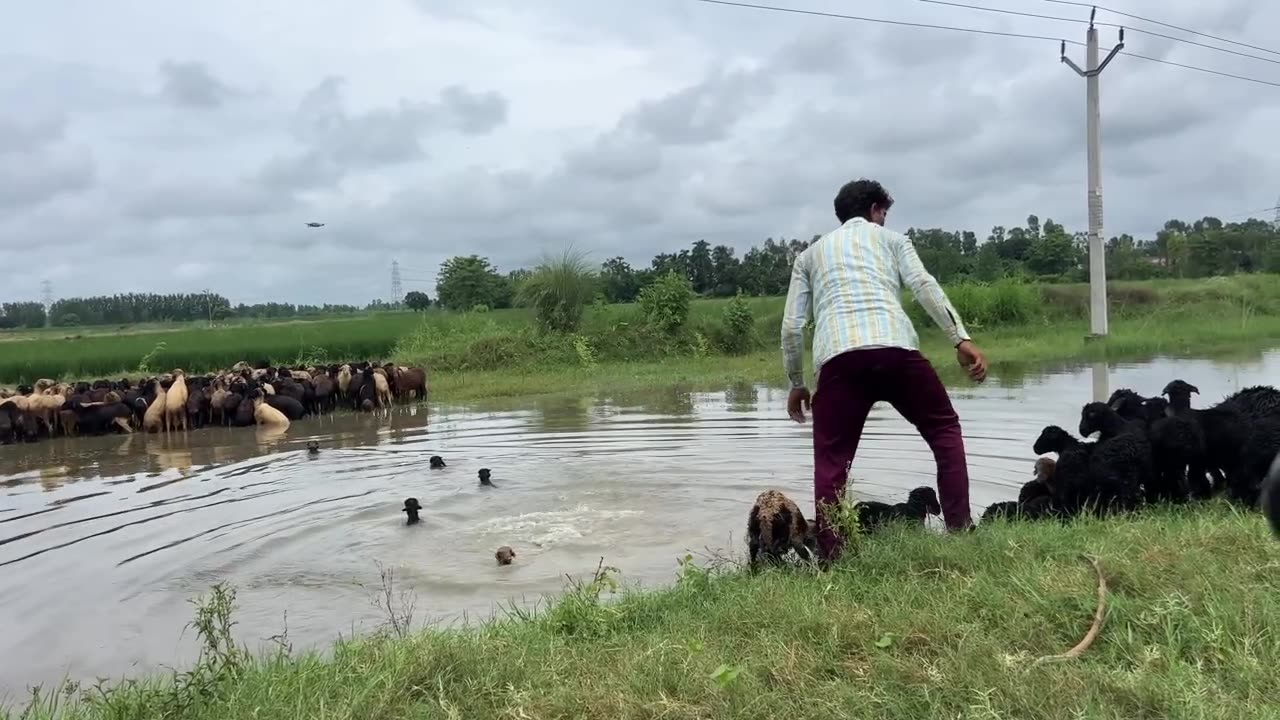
[1032,554,1107,666]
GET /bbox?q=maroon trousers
[811,347,972,561]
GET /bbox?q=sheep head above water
[429,455,446,469]
[478,468,495,486]
[495,546,516,565]
[403,497,422,525]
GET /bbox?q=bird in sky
[304,222,325,228]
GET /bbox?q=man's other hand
[956,340,987,383]
[787,387,812,423]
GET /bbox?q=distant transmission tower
[40,279,53,327]
[1273,195,1280,231]
[390,260,403,306]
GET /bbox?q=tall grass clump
[515,246,598,333]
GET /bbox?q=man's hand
[956,340,987,383]
[787,387,812,423]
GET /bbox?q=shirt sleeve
[780,250,811,389]
[891,231,970,346]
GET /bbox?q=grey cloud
[0,0,1276,307]
[622,67,774,145]
[260,77,508,192]
[0,147,95,211]
[0,114,66,154]
[158,61,235,108]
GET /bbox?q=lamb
[429,455,446,469]
[853,486,942,534]
[981,494,1056,523]
[1019,457,1057,504]
[1234,418,1280,507]
[478,468,496,487]
[746,489,816,570]
[495,546,516,565]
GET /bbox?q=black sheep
[403,498,422,525]
[1070,405,1150,516]
[746,489,816,570]
[265,394,307,420]
[430,455,446,469]
[1163,380,1250,502]
[1141,396,1210,500]
[853,486,941,533]
[479,468,496,487]
[1235,418,1280,507]
[980,494,1057,523]
[1219,384,1280,422]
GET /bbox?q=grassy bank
[3,275,1278,390]
[13,504,1279,719]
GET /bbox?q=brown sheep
[747,489,817,570]
[143,381,168,434]
[164,369,189,433]
[495,546,516,565]
[252,392,290,430]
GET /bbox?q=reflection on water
[1,351,1277,694]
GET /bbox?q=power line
[919,0,1280,67]
[1027,0,1280,58]
[693,0,1083,44]
[692,0,1280,88]
[1123,51,1280,87]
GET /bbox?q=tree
[404,291,432,311]
[600,257,641,304]
[1026,219,1079,276]
[435,255,513,311]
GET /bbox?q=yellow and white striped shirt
[781,217,970,388]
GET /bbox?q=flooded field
[2,352,1277,696]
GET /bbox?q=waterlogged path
[1,352,1277,694]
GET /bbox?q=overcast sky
[2,0,1277,305]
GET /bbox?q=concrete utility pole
[1061,8,1124,339]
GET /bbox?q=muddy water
[1,352,1277,694]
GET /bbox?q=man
[781,178,988,563]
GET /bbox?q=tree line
[0,293,371,329]
[427,213,1280,310]
[3,213,1277,327]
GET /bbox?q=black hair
[834,179,894,223]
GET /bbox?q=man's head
[834,178,894,226]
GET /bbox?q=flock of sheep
[986,379,1280,522]
[0,360,429,444]
[747,379,1280,569]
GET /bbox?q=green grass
[13,504,1280,719]
[3,275,1279,390]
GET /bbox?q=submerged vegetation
[9,504,1279,719]
[3,274,1280,390]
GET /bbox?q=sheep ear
[1108,399,1124,411]
[1190,385,1200,394]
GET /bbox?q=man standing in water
[781,178,988,563]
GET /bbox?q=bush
[638,271,693,335]
[516,247,598,333]
[718,293,758,354]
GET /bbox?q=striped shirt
[781,217,970,388]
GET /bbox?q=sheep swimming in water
[430,455,446,469]
[853,486,942,534]
[479,468,496,487]
[746,489,816,571]
[495,546,516,565]
[403,497,422,525]
[306,440,319,455]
